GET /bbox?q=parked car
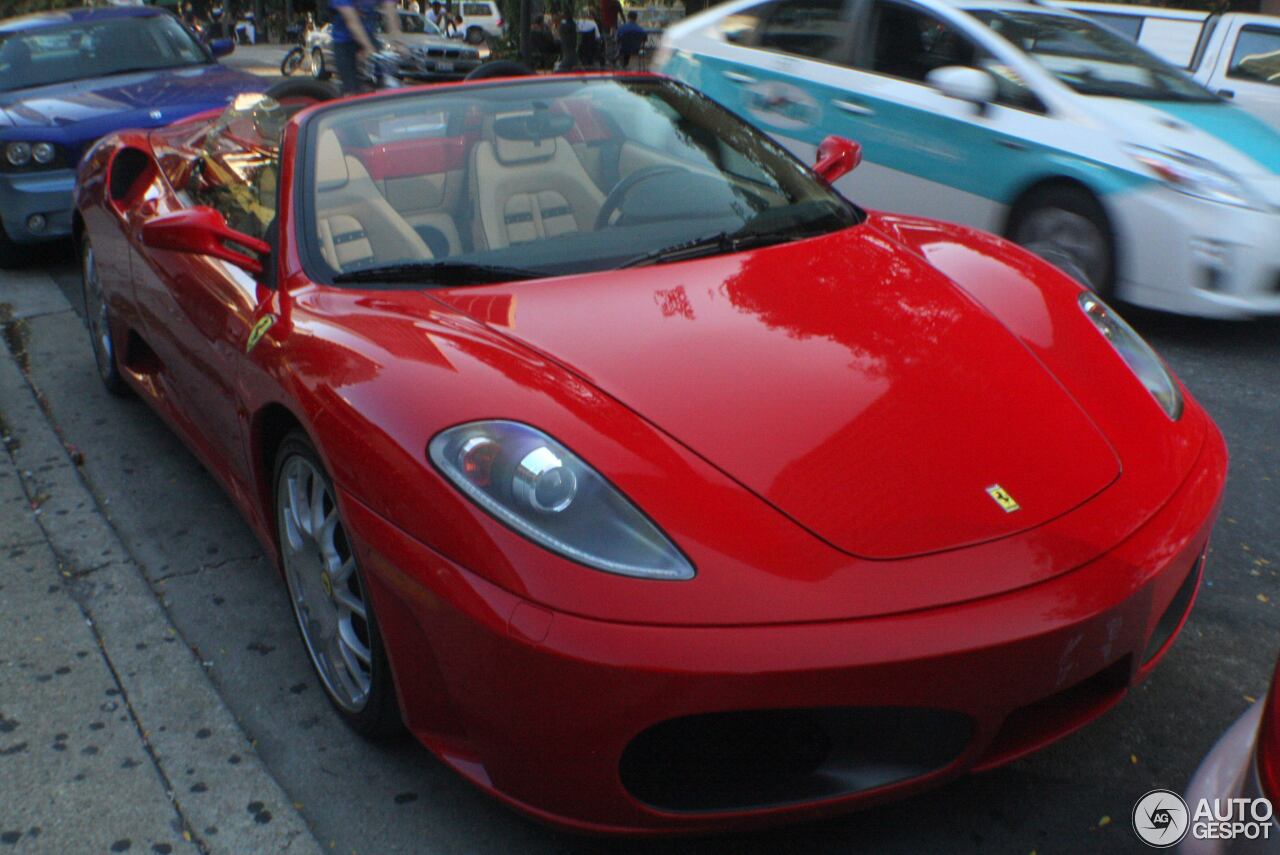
[1053,3,1280,132]
[0,5,263,266]
[75,74,1225,832]
[308,11,481,82]
[657,0,1280,319]
[457,0,504,44]
[1182,652,1280,853]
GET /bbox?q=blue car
[0,6,265,266]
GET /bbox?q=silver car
[309,11,480,82]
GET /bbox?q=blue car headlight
[2,141,63,171]
[429,420,695,580]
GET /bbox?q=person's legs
[333,40,362,95]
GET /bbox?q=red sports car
[74,75,1226,834]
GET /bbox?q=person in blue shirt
[616,11,646,69]
[329,0,405,93]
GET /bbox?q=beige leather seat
[470,115,605,250]
[314,130,433,271]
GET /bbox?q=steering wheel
[594,165,687,231]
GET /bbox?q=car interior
[306,89,796,275]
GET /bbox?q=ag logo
[1133,789,1189,847]
[985,484,1020,513]
[742,81,820,131]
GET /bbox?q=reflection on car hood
[0,63,263,159]
[434,225,1123,560]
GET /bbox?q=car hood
[0,63,262,154]
[1084,97,1280,201]
[434,225,1122,560]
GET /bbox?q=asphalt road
[5,248,1277,854]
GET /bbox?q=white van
[1055,3,1280,131]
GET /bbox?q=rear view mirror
[926,66,997,108]
[813,135,862,184]
[140,206,270,276]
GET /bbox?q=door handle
[1218,88,1235,99]
[833,99,875,117]
[997,139,1028,151]
[723,70,756,84]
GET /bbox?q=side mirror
[813,134,862,184]
[140,206,270,276]
[209,38,236,58]
[926,66,997,108]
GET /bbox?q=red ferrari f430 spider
[74,76,1226,833]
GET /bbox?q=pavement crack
[152,554,260,583]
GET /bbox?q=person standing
[556,3,578,70]
[616,9,645,68]
[576,11,599,66]
[329,0,404,94]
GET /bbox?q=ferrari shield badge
[985,484,1021,513]
[246,314,276,353]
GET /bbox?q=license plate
[436,61,453,72]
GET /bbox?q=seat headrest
[316,129,349,191]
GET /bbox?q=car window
[869,1,977,81]
[756,0,848,62]
[1228,26,1280,87]
[718,1,774,45]
[1082,12,1142,42]
[0,14,209,92]
[866,2,1043,111]
[971,10,1216,101]
[179,94,283,242]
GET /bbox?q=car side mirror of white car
[926,66,997,112]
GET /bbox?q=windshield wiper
[332,261,542,286]
[620,224,826,269]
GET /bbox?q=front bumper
[0,167,75,244]
[1112,185,1280,319]
[340,426,1226,834]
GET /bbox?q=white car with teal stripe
[655,0,1280,318]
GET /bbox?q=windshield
[0,14,209,93]
[970,10,1216,102]
[301,77,859,285]
[397,12,444,36]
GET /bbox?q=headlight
[1126,145,1260,210]
[3,141,61,171]
[5,142,31,167]
[1079,292,1182,420]
[429,421,695,580]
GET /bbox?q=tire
[80,234,130,396]
[464,59,533,80]
[465,25,485,44]
[280,46,305,76]
[312,47,330,80]
[274,432,402,738]
[264,77,340,106]
[1008,184,1115,295]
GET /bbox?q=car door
[131,133,276,497]
[1207,20,1280,132]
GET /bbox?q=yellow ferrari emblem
[246,314,276,353]
[986,484,1021,513]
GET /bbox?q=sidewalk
[0,271,322,855]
